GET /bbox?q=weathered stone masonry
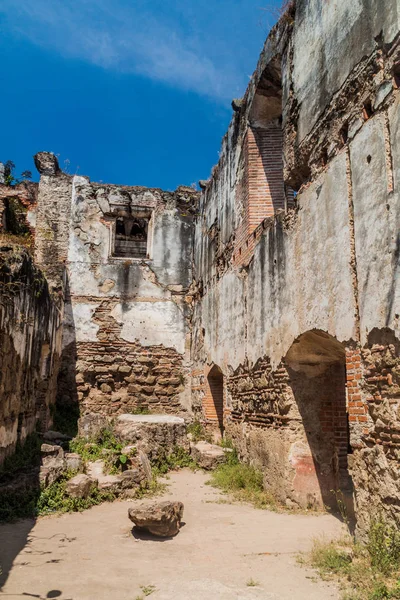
[33,155,199,419]
[0,249,62,463]
[191,0,400,535]
[1,0,399,540]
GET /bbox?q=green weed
[69,427,132,474]
[207,455,277,510]
[36,472,116,516]
[367,520,400,575]
[140,585,156,596]
[187,420,211,443]
[246,578,260,587]
[128,406,151,415]
[151,446,197,475]
[310,539,352,576]
[307,519,400,599]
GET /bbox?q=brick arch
[203,364,224,433]
[285,330,354,515]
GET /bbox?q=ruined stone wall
[34,167,199,419]
[192,0,400,533]
[0,248,62,463]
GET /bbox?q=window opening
[113,215,150,258]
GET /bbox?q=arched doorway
[205,365,224,434]
[285,330,353,515]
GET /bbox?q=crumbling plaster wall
[292,0,399,143]
[192,0,400,529]
[0,249,62,464]
[40,169,199,418]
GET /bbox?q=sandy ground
[0,470,343,600]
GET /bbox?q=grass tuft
[307,520,400,599]
[207,450,277,510]
[246,578,260,587]
[187,420,212,443]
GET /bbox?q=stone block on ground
[41,443,64,460]
[66,474,97,498]
[190,441,230,470]
[120,468,146,490]
[128,500,184,537]
[86,460,105,479]
[65,452,83,472]
[113,414,188,460]
[139,450,153,482]
[40,444,66,486]
[97,475,123,494]
[78,413,110,440]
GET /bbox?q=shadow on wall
[0,287,80,591]
[285,330,355,526]
[53,277,80,438]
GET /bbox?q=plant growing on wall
[3,160,32,186]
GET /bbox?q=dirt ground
[0,470,343,600]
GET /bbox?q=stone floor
[0,470,343,600]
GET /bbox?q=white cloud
[0,0,247,101]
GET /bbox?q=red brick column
[346,348,368,448]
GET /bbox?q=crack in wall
[346,148,361,343]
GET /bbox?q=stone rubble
[128,500,184,537]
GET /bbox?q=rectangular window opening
[112,210,152,259]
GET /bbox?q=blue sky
[0,1,281,189]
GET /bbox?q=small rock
[285,498,298,509]
[39,456,66,487]
[120,468,145,489]
[41,443,64,460]
[190,441,229,470]
[66,474,97,498]
[34,151,60,176]
[78,413,109,439]
[121,445,137,456]
[98,475,123,493]
[139,450,153,482]
[86,460,105,479]
[128,501,184,537]
[65,452,83,472]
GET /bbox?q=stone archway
[285,330,354,514]
[204,365,225,434]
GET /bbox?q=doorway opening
[205,365,224,434]
[285,330,354,517]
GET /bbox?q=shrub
[0,471,116,522]
[367,520,400,575]
[307,519,400,599]
[0,486,40,522]
[208,455,277,509]
[310,539,352,576]
[36,472,116,516]
[69,427,131,473]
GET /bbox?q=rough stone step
[113,414,188,460]
[190,441,232,470]
[86,460,105,479]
